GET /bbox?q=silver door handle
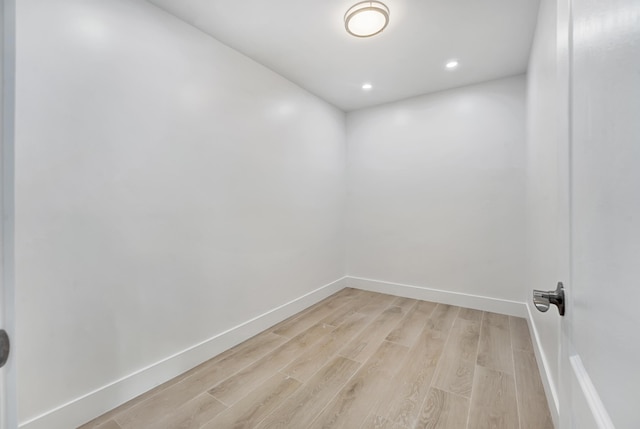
[533,282,565,316]
[0,329,9,368]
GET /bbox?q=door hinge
[0,329,9,368]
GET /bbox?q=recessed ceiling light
[345,1,390,38]
[445,60,459,69]
[362,83,373,90]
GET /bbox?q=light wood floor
[80,288,554,429]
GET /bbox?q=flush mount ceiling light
[362,83,373,90]
[445,60,459,69]
[344,1,390,38]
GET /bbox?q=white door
[560,0,640,427]
[0,1,15,428]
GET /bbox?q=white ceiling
[148,0,540,111]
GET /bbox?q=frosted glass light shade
[344,1,390,38]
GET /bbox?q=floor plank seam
[282,315,372,383]
[207,393,230,408]
[464,311,485,429]
[412,305,459,429]
[257,381,304,429]
[454,308,475,429]
[270,331,292,338]
[277,369,302,383]
[303,357,365,429]
[204,327,333,409]
[436,386,475,401]
[172,332,295,411]
[509,316,523,429]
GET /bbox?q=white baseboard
[525,303,560,427]
[569,355,614,429]
[20,276,348,429]
[346,276,527,317]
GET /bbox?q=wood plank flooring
[80,288,554,429]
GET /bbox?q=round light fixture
[345,1,390,38]
[362,83,373,90]
[445,60,459,69]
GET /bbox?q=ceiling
[147,0,541,111]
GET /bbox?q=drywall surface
[524,0,565,415]
[346,76,527,302]
[15,0,345,424]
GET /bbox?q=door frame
[1,1,16,428]
[556,0,572,426]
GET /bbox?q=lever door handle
[533,282,565,316]
[0,329,9,368]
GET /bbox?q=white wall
[524,0,568,419]
[15,0,346,426]
[1,1,18,428]
[346,76,527,305]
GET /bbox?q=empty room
[0,0,638,428]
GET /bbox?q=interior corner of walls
[525,302,560,425]
[18,276,347,429]
[345,276,527,318]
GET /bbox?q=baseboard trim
[569,354,614,429]
[19,276,348,429]
[345,276,527,317]
[525,303,560,427]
